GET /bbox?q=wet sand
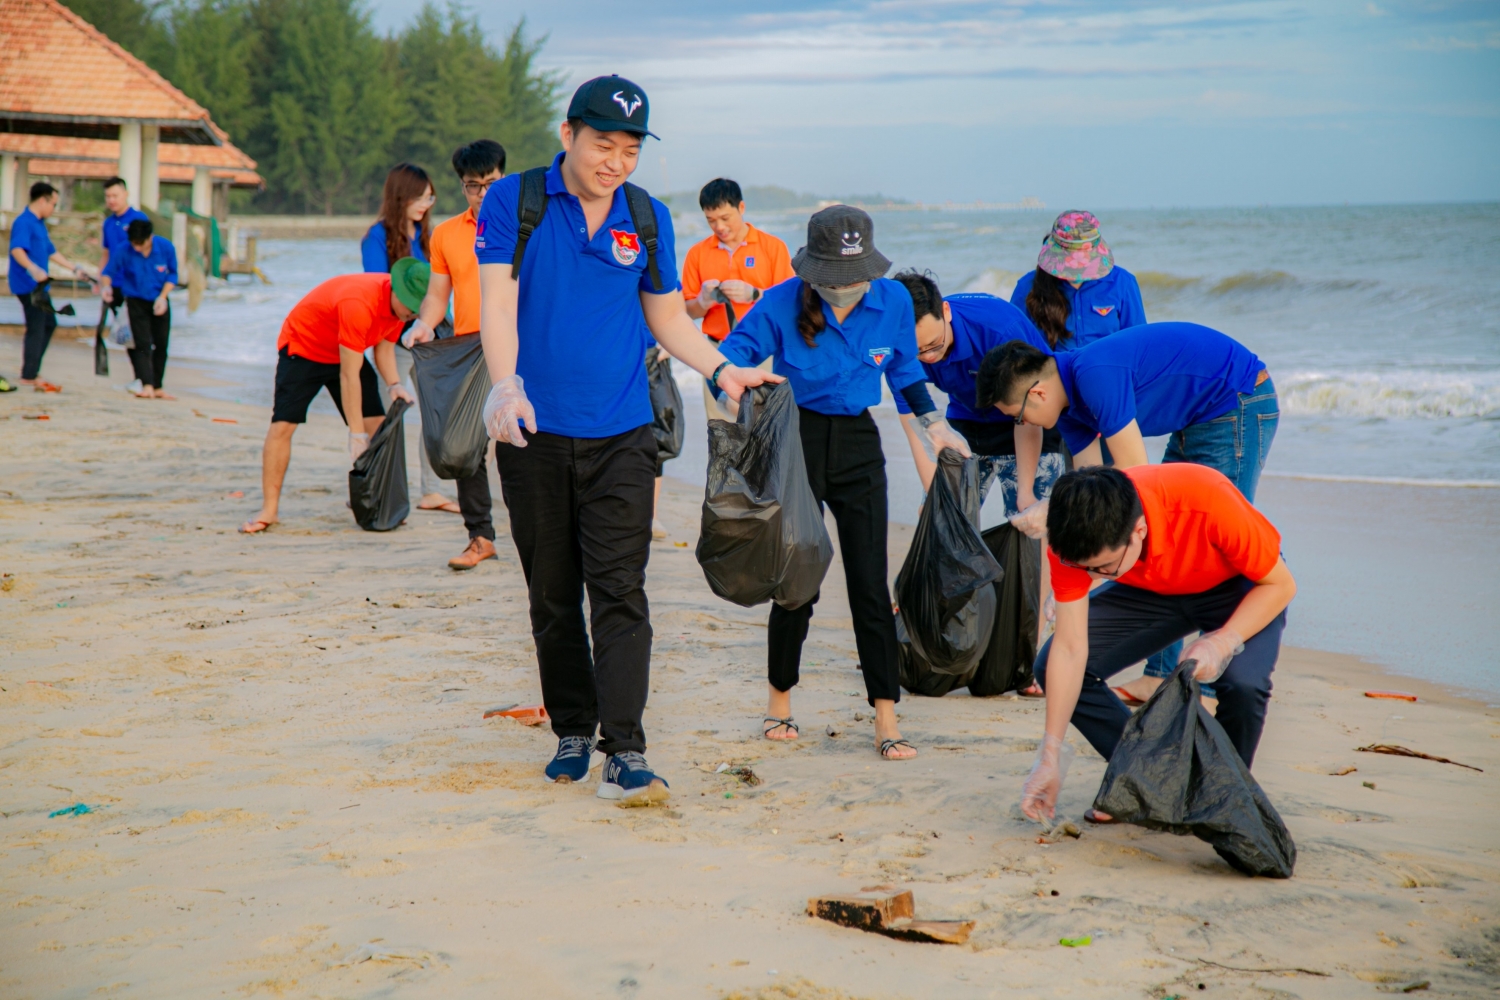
[3,335,1499,999]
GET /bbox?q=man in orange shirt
[240,263,425,534]
[1019,464,1297,822]
[406,139,505,570]
[681,178,793,418]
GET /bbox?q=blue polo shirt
[361,221,427,273]
[1053,322,1265,453]
[102,236,178,301]
[473,152,680,438]
[102,206,151,258]
[719,277,925,417]
[7,207,54,297]
[1011,266,1146,349]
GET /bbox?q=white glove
[1020,732,1076,822]
[483,374,536,447]
[1181,628,1246,683]
[349,432,371,461]
[695,279,722,311]
[387,382,415,405]
[914,414,972,461]
[718,278,758,303]
[1010,498,1050,540]
[401,317,435,348]
[152,295,168,316]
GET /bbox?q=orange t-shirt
[681,224,794,340]
[429,207,481,336]
[1050,464,1282,603]
[278,273,403,365]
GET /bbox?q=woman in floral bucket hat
[1011,211,1146,350]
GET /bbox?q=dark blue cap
[566,75,658,140]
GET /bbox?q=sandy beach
[3,334,1499,1000]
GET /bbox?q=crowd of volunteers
[219,73,1295,821]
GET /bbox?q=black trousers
[768,407,901,705]
[125,296,171,388]
[17,295,56,381]
[495,424,657,755]
[456,452,495,542]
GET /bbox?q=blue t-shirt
[1011,266,1146,349]
[102,207,151,258]
[1053,322,1265,453]
[896,293,1052,423]
[720,277,925,417]
[102,236,178,301]
[7,207,55,296]
[361,220,427,273]
[473,152,680,438]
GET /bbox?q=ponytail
[1024,267,1071,348]
[796,280,825,348]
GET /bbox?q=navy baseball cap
[566,75,658,140]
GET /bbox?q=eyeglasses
[916,328,949,362]
[462,180,495,196]
[414,191,436,205]
[1016,379,1041,424]
[1058,536,1135,578]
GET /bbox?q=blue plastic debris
[49,803,93,818]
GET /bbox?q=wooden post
[140,125,160,211]
[0,154,16,212]
[118,123,142,207]
[172,212,188,277]
[191,167,212,217]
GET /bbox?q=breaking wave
[1278,371,1500,419]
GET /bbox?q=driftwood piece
[1356,743,1482,773]
[807,891,974,944]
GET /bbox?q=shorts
[271,346,384,425]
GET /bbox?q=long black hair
[796,280,825,348]
[1024,267,1071,348]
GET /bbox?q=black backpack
[510,167,663,292]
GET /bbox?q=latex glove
[401,317,435,348]
[718,278,758,303]
[1010,498,1050,540]
[27,264,48,284]
[695,279,723,311]
[1020,732,1076,822]
[713,363,783,402]
[387,382,415,405]
[483,374,536,447]
[152,295,168,316]
[914,414,972,461]
[349,432,371,462]
[1042,591,1056,624]
[101,283,115,304]
[1181,627,1246,683]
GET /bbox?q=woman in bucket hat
[712,205,971,760]
[1011,210,1146,350]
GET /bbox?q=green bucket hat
[390,257,430,313]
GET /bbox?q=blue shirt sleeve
[1116,270,1147,328]
[360,223,389,273]
[718,294,779,369]
[102,250,122,285]
[1073,362,1137,440]
[642,198,680,295]
[474,174,521,266]
[1010,269,1035,308]
[883,291,926,397]
[160,239,179,286]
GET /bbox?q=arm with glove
[1181,556,1296,681]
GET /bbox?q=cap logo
[609,228,641,265]
[840,230,863,256]
[612,91,642,117]
[1093,305,1114,316]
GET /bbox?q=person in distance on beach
[474,76,781,803]
[98,176,150,276]
[1011,210,1145,351]
[1019,464,1295,823]
[714,207,972,759]
[7,181,96,393]
[976,321,1280,705]
[404,140,507,571]
[100,218,178,399]
[239,263,425,534]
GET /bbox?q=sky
[369,0,1500,208]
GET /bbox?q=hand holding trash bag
[913,414,972,461]
[1021,733,1075,821]
[401,317,436,348]
[1010,498,1050,541]
[713,363,784,402]
[348,432,371,462]
[386,382,415,405]
[1182,628,1245,682]
[484,374,536,446]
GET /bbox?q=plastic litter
[1364,690,1417,702]
[49,803,93,818]
[1092,659,1297,878]
[410,333,491,480]
[646,347,684,468]
[1059,936,1091,947]
[483,704,548,725]
[697,381,832,610]
[348,398,410,532]
[967,521,1042,697]
[894,449,1000,693]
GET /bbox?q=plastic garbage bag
[967,522,1042,696]
[646,346,684,466]
[1092,659,1296,878]
[894,450,1001,682]
[349,398,411,532]
[29,280,76,316]
[93,302,114,377]
[697,380,832,610]
[896,609,975,696]
[112,314,135,350]
[410,334,490,480]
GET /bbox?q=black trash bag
[646,346,684,465]
[349,398,411,532]
[409,334,490,480]
[967,522,1042,696]
[896,609,974,696]
[29,280,76,317]
[93,301,115,377]
[893,450,1001,682]
[697,380,832,610]
[1093,660,1297,878]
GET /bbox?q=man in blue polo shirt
[102,218,179,399]
[99,176,150,274]
[474,75,780,804]
[8,181,95,392]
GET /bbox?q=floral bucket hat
[1036,210,1114,282]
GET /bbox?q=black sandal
[763,716,799,740]
[879,738,916,759]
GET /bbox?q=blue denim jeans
[1141,375,1279,692]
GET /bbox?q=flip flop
[1111,687,1146,707]
[878,738,916,760]
[35,381,62,393]
[763,716,799,740]
[0,377,15,393]
[239,519,275,534]
[417,500,462,514]
[1084,809,1117,824]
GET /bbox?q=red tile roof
[0,132,262,188]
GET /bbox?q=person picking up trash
[239,262,425,534]
[100,218,178,399]
[713,206,971,759]
[1017,464,1296,823]
[474,76,781,804]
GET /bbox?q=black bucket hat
[791,205,891,286]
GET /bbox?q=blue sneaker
[545,736,596,784]
[596,751,670,804]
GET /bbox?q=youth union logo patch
[868,347,891,367]
[609,229,641,265]
[1093,305,1115,316]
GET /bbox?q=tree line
[65,0,564,215]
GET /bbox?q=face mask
[812,282,869,308]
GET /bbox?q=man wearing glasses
[1017,464,1296,824]
[406,139,507,570]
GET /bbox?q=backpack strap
[511,167,550,281]
[622,181,663,292]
